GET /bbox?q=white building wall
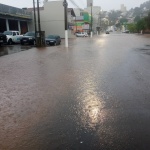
[74,8,82,16]
[40,1,65,38]
[29,1,75,38]
[121,4,127,12]
[87,0,93,7]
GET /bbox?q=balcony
[0,4,32,20]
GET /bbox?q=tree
[119,18,128,24]
[144,12,150,29]
[136,19,146,32]
[108,10,122,25]
[127,23,137,33]
[133,7,142,17]
[134,16,141,22]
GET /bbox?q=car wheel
[33,40,36,45]
[8,39,13,45]
[21,42,24,45]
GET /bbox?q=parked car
[84,32,89,37]
[122,30,130,33]
[0,33,7,46]
[106,30,110,34]
[45,35,61,46]
[3,31,23,45]
[20,32,35,45]
[76,32,87,37]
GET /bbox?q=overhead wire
[68,0,84,11]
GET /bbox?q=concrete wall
[40,1,64,37]
[87,0,93,7]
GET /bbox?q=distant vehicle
[3,31,23,45]
[45,35,61,46]
[0,33,7,46]
[122,30,130,33]
[84,32,88,37]
[20,32,35,45]
[76,32,87,37]
[106,31,109,34]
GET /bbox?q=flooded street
[0,33,150,150]
[0,45,33,57]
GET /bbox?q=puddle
[0,45,33,57]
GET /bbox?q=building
[74,12,91,33]
[121,4,127,12]
[84,6,101,32]
[28,0,76,38]
[74,8,83,16]
[0,3,32,34]
[87,0,93,7]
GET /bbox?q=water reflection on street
[0,34,150,150]
[0,45,32,57]
[76,70,106,130]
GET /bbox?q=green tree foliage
[108,10,122,25]
[127,23,137,32]
[144,12,150,29]
[119,18,128,24]
[136,19,146,32]
[134,16,141,22]
[116,22,121,28]
[140,0,150,9]
[133,7,142,16]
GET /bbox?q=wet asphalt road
[0,33,150,150]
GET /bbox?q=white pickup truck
[3,31,23,45]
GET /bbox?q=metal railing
[0,3,32,19]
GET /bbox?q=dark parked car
[106,31,109,34]
[45,35,61,46]
[0,33,7,46]
[20,32,35,45]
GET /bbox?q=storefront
[74,12,91,33]
[0,4,32,34]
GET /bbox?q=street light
[63,0,68,48]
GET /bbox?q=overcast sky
[0,0,148,11]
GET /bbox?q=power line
[68,0,80,8]
[68,0,83,10]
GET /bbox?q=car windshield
[24,32,35,36]
[47,35,56,39]
[3,31,12,35]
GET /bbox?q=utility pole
[75,16,77,33]
[90,2,93,38]
[33,0,37,43]
[63,0,68,48]
[37,0,42,46]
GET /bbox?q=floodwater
[0,45,33,57]
[0,33,150,150]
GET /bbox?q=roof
[68,8,76,17]
[27,7,44,12]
